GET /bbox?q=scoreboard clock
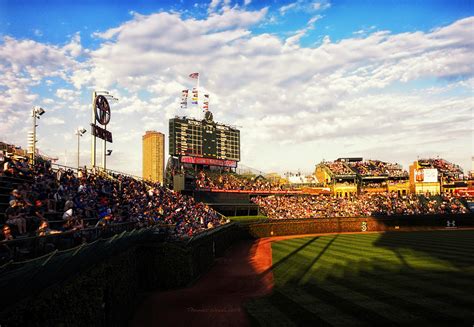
[169,113,240,163]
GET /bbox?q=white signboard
[423,168,438,183]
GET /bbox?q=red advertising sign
[180,156,237,168]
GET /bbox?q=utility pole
[28,106,45,166]
[91,91,97,168]
[76,128,87,170]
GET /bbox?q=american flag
[189,72,199,79]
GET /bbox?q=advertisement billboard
[180,156,237,168]
[423,168,438,182]
[415,168,438,183]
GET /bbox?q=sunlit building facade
[142,131,165,184]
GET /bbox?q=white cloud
[55,88,81,101]
[1,9,473,174]
[279,2,298,15]
[208,0,221,13]
[43,117,65,125]
[312,1,331,11]
[280,0,331,15]
[62,32,83,57]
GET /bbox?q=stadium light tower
[91,90,118,171]
[75,127,87,169]
[103,149,112,171]
[28,106,46,166]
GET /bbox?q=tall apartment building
[142,131,165,184]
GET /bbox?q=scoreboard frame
[169,115,240,165]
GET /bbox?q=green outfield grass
[245,230,474,326]
[228,215,268,223]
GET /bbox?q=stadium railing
[0,221,139,263]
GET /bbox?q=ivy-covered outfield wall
[243,213,474,238]
[0,223,242,327]
[137,222,243,290]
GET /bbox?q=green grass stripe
[270,237,321,269]
[357,268,474,309]
[250,231,474,327]
[367,262,474,291]
[300,280,405,325]
[273,246,411,281]
[342,232,474,249]
[271,236,322,249]
[274,254,460,321]
[372,237,474,253]
[373,234,474,248]
[275,284,367,326]
[317,237,474,267]
[325,268,474,323]
[268,258,413,324]
[342,235,474,255]
[283,240,460,273]
[266,289,335,326]
[276,233,474,259]
[244,297,296,327]
[331,244,465,271]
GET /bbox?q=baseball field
[245,230,474,326]
[131,229,474,326]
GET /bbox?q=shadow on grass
[245,230,474,326]
[373,229,474,269]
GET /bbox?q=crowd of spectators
[252,192,469,219]
[385,162,409,178]
[325,161,354,176]
[421,158,464,181]
[361,181,387,189]
[1,156,32,178]
[348,160,407,177]
[195,171,281,191]
[1,158,227,243]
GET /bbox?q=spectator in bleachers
[326,161,354,175]
[37,220,60,236]
[2,224,14,241]
[2,160,227,241]
[5,200,27,235]
[195,171,281,191]
[252,192,469,219]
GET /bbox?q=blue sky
[0,0,473,175]
[2,0,473,47]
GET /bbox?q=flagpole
[197,73,200,115]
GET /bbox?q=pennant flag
[180,89,189,109]
[189,72,199,79]
[202,94,209,111]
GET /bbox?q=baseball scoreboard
[169,113,240,167]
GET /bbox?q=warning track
[130,238,273,327]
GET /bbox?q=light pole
[101,96,118,171]
[104,149,112,171]
[75,128,87,170]
[91,90,118,170]
[28,106,45,166]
